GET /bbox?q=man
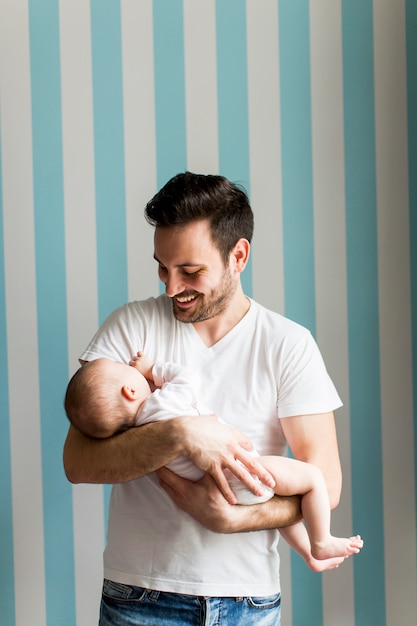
[64,172,343,625]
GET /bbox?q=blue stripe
[216,0,252,296]
[341,2,386,624]
[153,0,187,189]
[278,4,322,623]
[0,120,16,626]
[279,1,316,337]
[91,0,128,323]
[28,1,76,624]
[406,0,417,568]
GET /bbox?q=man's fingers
[157,466,179,488]
[226,455,275,495]
[158,466,237,505]
[210,468,237,505]
[234,434,254,452]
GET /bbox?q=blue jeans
[99,579,281,625]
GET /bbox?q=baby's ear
[121,385,137,401]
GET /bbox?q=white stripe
[0,2,46,624]
[278,538,293,626]
[121,0,159,301]
[246,0,284,314]
[184,0,219,174]
[59,2,105,624]
[309,2,355,624]
[60,0,99,367]
[72,484,106,626]
[374,1,417,622]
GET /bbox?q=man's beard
[171,268,236,324]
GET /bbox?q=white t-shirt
[81,294,342,596]
[137,361,275,504]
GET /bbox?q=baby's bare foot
[312,535,363,560]
[306,554,346,572]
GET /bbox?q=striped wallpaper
[0,1,415,625]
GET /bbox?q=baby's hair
[64,360,123,438]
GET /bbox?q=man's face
[153,219,237,324]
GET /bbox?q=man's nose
[164,272,184,297]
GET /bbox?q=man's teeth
[176,295,196,303]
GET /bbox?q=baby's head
[64,358,152,438]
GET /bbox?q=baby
[64,353,363,572]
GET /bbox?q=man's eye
[183,269,200,276]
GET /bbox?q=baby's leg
[280,523,346,572]
[260,456,363,560]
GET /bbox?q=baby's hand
[129,351,154,380]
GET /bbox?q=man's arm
[63,420,184,484]
[281,411,342,509]
[63,414,275,503]
[157,411,341,530]
[157,468,302,532]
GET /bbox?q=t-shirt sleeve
[277,329,342,418]
[80,303,144,365]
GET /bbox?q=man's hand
[158,468,238,531]
[157,468,302,533]
[176,415,275,504]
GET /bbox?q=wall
[0,1,416,625]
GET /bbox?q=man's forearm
[63,419,184,484]
[215,494,303,534]
[157,468,303,534]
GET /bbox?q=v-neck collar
[182,298,255,355]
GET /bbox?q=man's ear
[231,238,250,273]
[122,385,138,401]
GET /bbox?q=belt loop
[148,589,160,601]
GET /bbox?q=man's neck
[192,292,250,347]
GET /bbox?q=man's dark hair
[145,172,254,263]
